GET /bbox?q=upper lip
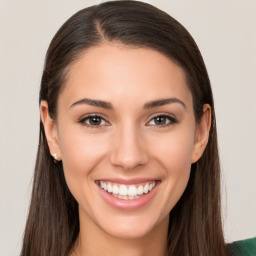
[95,178,160,185]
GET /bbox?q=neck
[71,210,169,256]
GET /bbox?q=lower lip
[97,182,160,211]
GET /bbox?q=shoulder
[227,237,256,256]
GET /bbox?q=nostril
[110,152,149,170]
[110,130,149,169]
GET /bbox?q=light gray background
[0,1,255,255]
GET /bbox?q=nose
[110,124,149,170]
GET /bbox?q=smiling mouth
[96,180,159,200]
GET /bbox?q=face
[42,44,210,240]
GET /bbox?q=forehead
[59,44,192,109]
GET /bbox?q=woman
[20,1,255,255]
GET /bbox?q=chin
[97,213,167,240]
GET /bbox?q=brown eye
[148,115,177,127]
[79,115,108,128]
[154,116,168,125]
[88,116,102,125]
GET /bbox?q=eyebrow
[143,98,186,109]
[70,97,186,110]
[70,98,113,109]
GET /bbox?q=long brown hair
[21,1,229,255]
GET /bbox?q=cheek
[57,125,109,193]
[59,124,107,165]
[149,129,195,171]
[148,129,195,211]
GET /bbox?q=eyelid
[78,113,110,128]
[78,112,178,128]
[146,113,177,127]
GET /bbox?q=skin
[41,44,211,256]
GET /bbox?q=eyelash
[78,114,109,128]
[78,113,177,129]
[147,114,177,128]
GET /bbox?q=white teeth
[99,181,157,199]
[143,183,149,193]
[117,195,128,200]
[128,186,137,196]
[137,185,144,195]
[112,185,119,194]
[119,185,128,196]
[107,183,112,193]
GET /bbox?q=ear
[191,104,211,163]
[40,101,62,161]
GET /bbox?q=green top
[228,237,256,256]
